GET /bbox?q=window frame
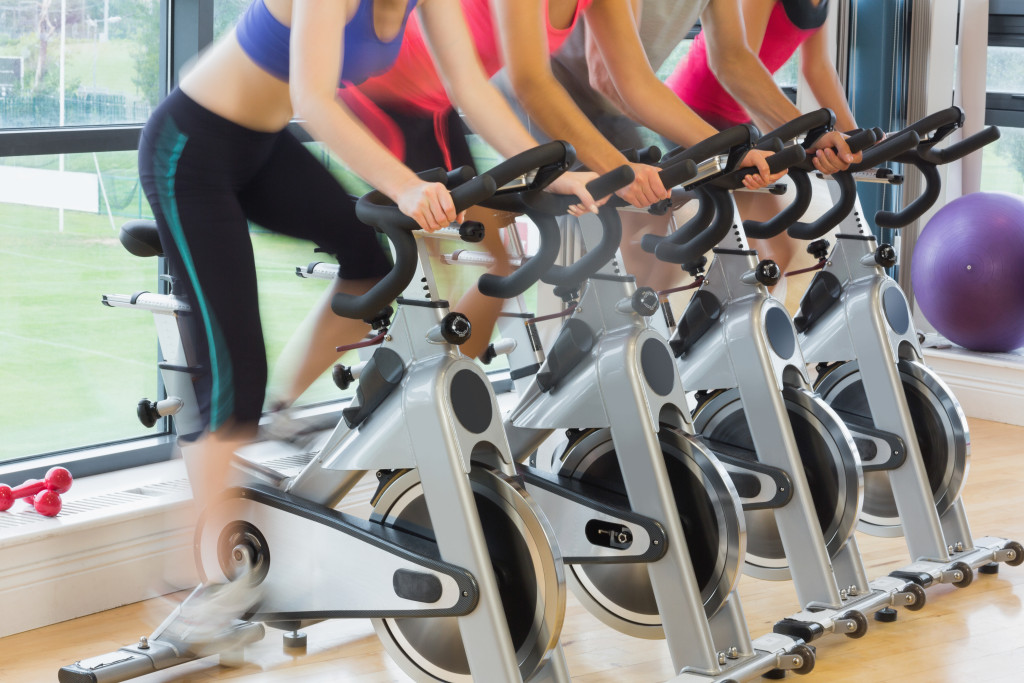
[0,0,214,480]
[985,0,1024,128]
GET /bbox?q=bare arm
[289,0,455,229]
[493,0,668,207]
[583,0,640,117]
[702,0,801,133]
[584,0,719,147]
[799,23,858,132]
[418,0,599,211]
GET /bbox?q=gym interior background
[2,0,1024,680]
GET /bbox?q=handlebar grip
[874,158,942,229]
[587,165,636,200]
[743,168,814,239]
[622,145,663,165]
[845,128,879,155]
[485,140,575,189]
[793,128,878,173]
[337,173,498,319]
[904,105,965,140]
[713,144,807,190]
[788,171,857,240]
[542,165,635,215]
[746,129,877,241]
[663,123,759,168]
[659,157,699,190]
[654,185,735,265]
[478,209,563,299]
[641,187,716,253]
[848,130,921,172]
[542,203,624,289]
[760,108,836,147]
[920,125,1000,165]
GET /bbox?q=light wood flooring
[5,418,1024,682]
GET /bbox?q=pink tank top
[354,0,592,115]
[667,1,820,126]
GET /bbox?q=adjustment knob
[631,287,660,317]
[459,221,485,243]
[875,243,897,269]
[755,259,782,286]
[807,239,831,261]
[333,364,355,391]
[440,312,472,345]
[682,256,708,278]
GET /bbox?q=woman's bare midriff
[179,32,295,132]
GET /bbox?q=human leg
[240,131,394,406]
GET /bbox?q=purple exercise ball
[911,191,1024,352]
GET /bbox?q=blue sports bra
[236,0,417,86]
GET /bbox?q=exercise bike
[786,106,1024,591]
[470,132,820,681]
[639,111,932,649]
[60,144,588,683]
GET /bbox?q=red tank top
[667,1,820,125]
[355,0,592,115]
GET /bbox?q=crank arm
[518,464,668,564]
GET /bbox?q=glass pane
[774,52,799,90]
[980,125,1024,194]
[987,46,1024,94]
[0,0,161,128]
[214,0,251,40]
[0,151,157,461]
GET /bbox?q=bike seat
[120,220,164,258]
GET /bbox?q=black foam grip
[543,203,623,289]
[655,185,734,265]
[904,106,965,139]
[663,123,758,169]
[743,168,813,239]
[337,172,497,320]
[659,157,699,190]
[641,187,715,254]
[874,158,942,229]
[849,130,921,172]
[788,171,857,240]
[713,144,807,190]
[759,108,836,147]
[485,140,575,188]
[478,209,562,299]
[622,145,663,164]
[919,125,1000,165]
[845,128,880,155]
[549,165,636,214]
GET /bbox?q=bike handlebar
[336,168,497,319]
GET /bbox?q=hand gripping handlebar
[743,127,879,240]
[334,167,496,320]
[654,144,808,265]
[640,125,761,256]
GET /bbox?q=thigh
[139,124,268,433]
[238,131,393,280]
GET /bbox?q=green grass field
[0,203,351,462]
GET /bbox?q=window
[981,2,1024,195]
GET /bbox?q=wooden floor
[6,418,1024,682]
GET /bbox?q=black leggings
[138,89,392,436]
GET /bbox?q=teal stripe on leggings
[151,119,235,430]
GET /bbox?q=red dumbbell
[0,467,73,517]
